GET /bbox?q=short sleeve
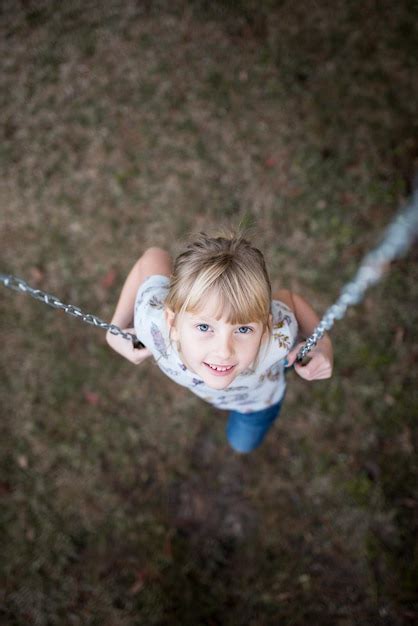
[271,300,298,348]
[134,274,171,359]
[257,299,298,369]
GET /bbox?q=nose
[214,331,234,362]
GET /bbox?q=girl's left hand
[286,341,333,381]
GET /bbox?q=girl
[106,233,333,453]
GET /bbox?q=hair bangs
[165,231,273,336]
[182,266,270,328]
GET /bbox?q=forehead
[185,291,261,325]
[190,291,225,319]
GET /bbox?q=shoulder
[268,290,299,353]
[137,274,170,296]
[134,275,171,358]
[272,289,294,311]
[135,274,170,315]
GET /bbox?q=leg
[226,399,284,454]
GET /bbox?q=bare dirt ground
[1,1,417,624]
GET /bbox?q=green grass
[1,0,417,624]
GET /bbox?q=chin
[205,377,235,390]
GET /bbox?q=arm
[106,247,172,364]
[275,289,333,381]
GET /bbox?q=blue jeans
[226,398,284,454]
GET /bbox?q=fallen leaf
[395,326,405,345]
[84,391,100,406]
[264,156,277,168]
[17,455,28,469]
[0,481,13,496]
[29,267,44,285]
[129,569,149,595]
[101,269,117,289]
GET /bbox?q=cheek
[244,336,263,358]
[172,324,195,347]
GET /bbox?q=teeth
[208,364,233,372]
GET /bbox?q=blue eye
[238,326,252,334]
[197,323,210,332]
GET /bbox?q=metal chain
[0,274,145,349]
[296,184,418,363]
[1,184,417,360]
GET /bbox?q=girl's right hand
[106,328,152,365]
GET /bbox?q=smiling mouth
[204,363,236,374]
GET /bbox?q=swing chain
[296,186,418,362]
[0,274,145,348]
[2,181,417,361]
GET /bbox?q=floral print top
[134,275,298,413]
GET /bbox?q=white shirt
[134,275,298,413]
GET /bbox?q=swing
[1,185,418,362]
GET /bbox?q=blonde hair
[166,232,272,332]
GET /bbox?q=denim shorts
[226,397,284,454]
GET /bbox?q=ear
[165,307,179,340]
[264,313,272,336]
[259,315,272,347]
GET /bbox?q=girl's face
[166,294,268,389]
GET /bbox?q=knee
[228,442,254,454]
[136,247,172,277]
[226,429,259,454]
[140,247,169,263]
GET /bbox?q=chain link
[1,185,417,362]
[0,274,145,348]
[296,186,418,362]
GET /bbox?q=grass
[1,0,417,624]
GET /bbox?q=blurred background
[1,1,417,624]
